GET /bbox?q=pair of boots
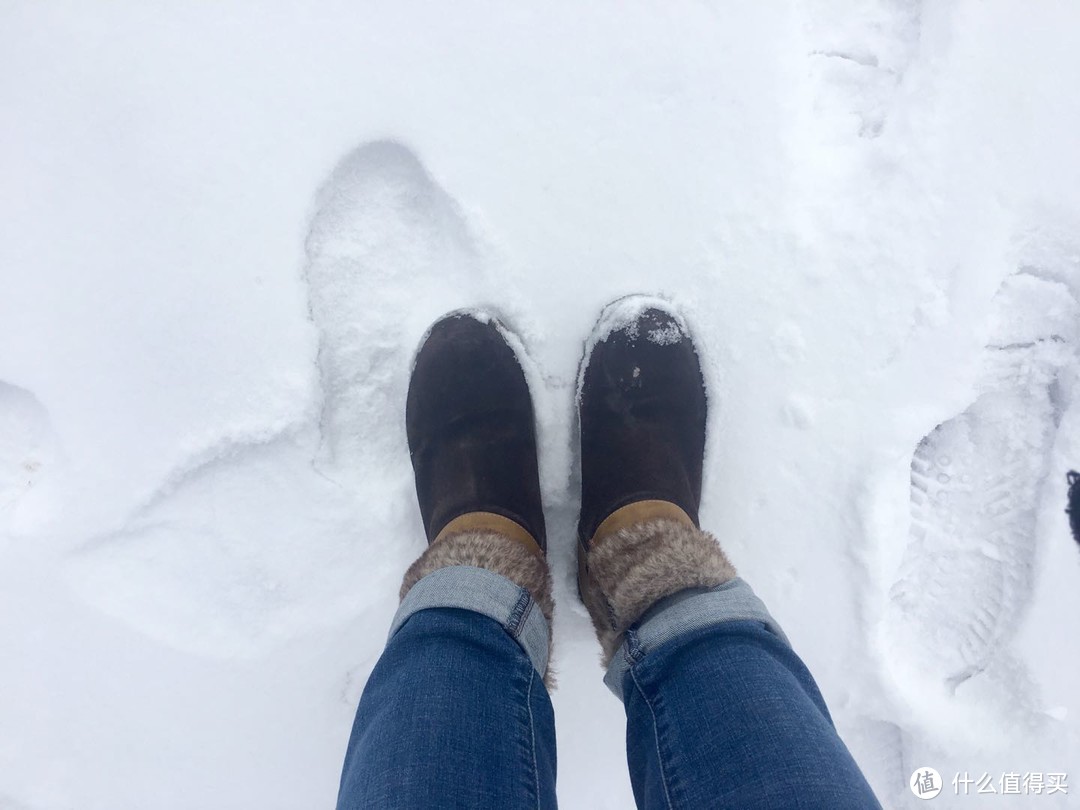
[402,297,737,681]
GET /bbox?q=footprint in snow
[800,0,924,138]
[64,141,493,656]
[885,233,1080,689]
[305,139,494,478]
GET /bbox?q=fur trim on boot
[580,518,737,666]
[401,530,556,686]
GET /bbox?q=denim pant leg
[610,579,880,809]
[337,566,558,810]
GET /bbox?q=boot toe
[408,313,530,430]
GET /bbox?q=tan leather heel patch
[435,511,544,558]
[591,500,694,547]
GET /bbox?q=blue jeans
[337,567,880,809]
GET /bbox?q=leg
[575,298,878,808]
[338,595,556,809]
[338,312,557,808]
[616,585,879,809]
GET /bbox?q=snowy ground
[3,2,1080,807]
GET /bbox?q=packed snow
[2,2,1080,807]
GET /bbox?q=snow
[3,1,1080,807]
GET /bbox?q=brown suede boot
[401,311,554,677]
[577,298,736,664]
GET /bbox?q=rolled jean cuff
[604,576,789,700]
[389,565,550,678]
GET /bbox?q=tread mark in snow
[886,249,1080,688]
[800,0,924,138]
